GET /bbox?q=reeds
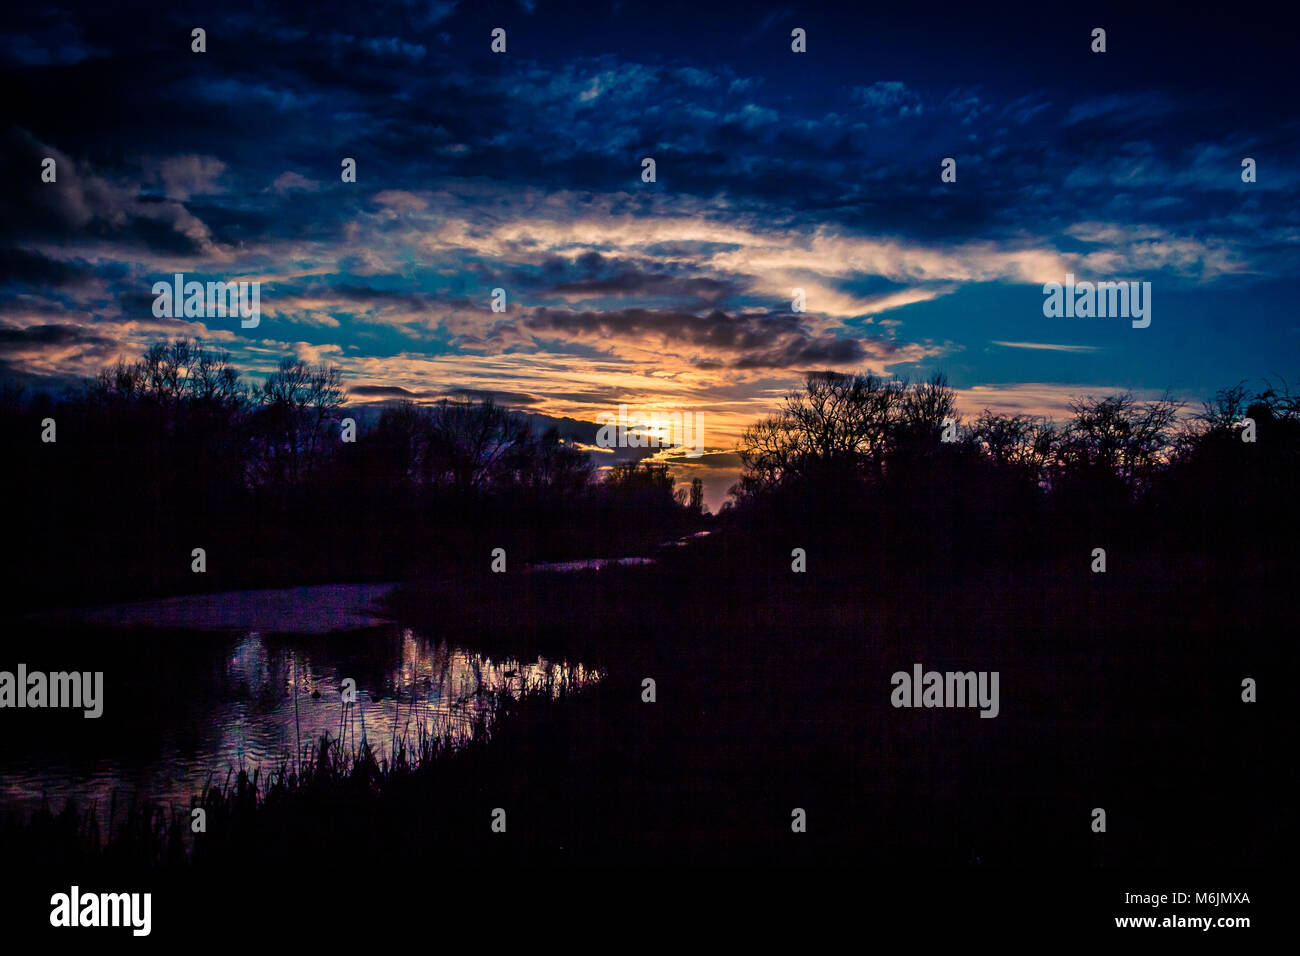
[1,678,587,871]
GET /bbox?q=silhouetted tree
[736,371,905,497]
[1055,392,1182,507]
[688,477,705,515]
[252,358,344,485]
[968,410,1057,491]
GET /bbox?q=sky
[2,0,1297,509]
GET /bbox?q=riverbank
[3,541,1285,873]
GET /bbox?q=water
[522,530,711,572]
[1,584,600,831]
[526,557,658,572]
[33,583,403,634]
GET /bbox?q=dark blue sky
[2,0,1297,505]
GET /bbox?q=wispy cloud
[991,341,1101,353]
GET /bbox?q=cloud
[344,384,423,399]
[545,270,739,302]
[954,382,1175,421]
[852,81,923,117]
[361,36,427,59]
[990,341,1101,353]
[0,249,96,288]
[147,155,227,201]
[520,305,924,371]
[0,323,115,348]
[372,190,431,213]
[413,0,459,27]
[0,129,221,256]
[446,387,540,405]
[723,103,779,129]
[0,321,124,383]
[1063,92,1175,127]
[271,171,322,194]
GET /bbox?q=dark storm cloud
[116,288,162,317]
[0,127,212,255]
[324,285,442,311]
[348,384,425,398]
[549,273,737,300]
[348,384,540,407]
[535,253,742,301]
[0,248,95,287]
[4,0,1297,266]
[446,387,540,406]
[524,306,892,370]
[0,323,115,348]
[736,339,874,369]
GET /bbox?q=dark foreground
[0,536,1287,937]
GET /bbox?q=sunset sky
[2,0,1297,508]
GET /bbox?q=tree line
[726,370,1299,577]
[3,339,1294,606]
[2,338,704,609]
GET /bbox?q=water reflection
[0,624,599,830]
[525,556,657,572]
